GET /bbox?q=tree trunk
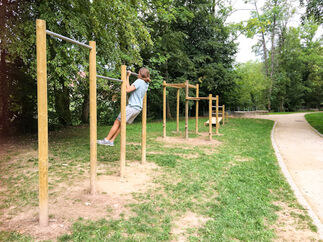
[55,79,72,126]
[81,92,89,123]
[268,2,277,112]
[0,48,9,136]
[166,99,173,120]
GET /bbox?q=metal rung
[128,71,138,77]
[97,75,123,82]
[46,30,92,49]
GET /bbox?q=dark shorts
[117,106,141,124]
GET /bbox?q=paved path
[251,113,323,229]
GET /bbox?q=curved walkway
[250,113,323,237]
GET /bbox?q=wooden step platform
[205,117,222,126]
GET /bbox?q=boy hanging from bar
[97,67,151,146]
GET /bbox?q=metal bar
[96,75,122,82]
[46,30,92,49]
[129,71,139,77]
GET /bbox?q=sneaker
[97,138,114,146]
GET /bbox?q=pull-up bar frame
[37,19,98,227]
[163,80,199,139]
[37,19,134,227]
[186,94,220,140]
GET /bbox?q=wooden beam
[89,41,97,194]
[176,89,180,132]
[36,19,48,227]
[222,104,225,125]
[185,80,189,139]
[195,84,199,134]
[216,95,219,134]
[163,81,166,138]
[163,83,186,88]
[141,94,147,164]
[187,84,197,89]
[186,96,218,101]
[120,65,127,177]
[209,94,212,141]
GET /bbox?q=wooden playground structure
[36,19,147,226]
[163,80,226,141]
[36,18,227,227]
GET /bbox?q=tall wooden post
[216,95,219,134]
[120,65,127,177]
[141,94,147,164]
[176,88,180,133]
[163,81,166,138]
[209,94,212,141]
[222,104,225,125]
[185,80,189,139]
[36,19,48,227]
[195,84,199,134]
[89,41,97,195]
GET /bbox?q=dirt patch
[147,151,165,155]
[0,161,160,241]
[235,156,253,162]
[157,136,221,146]
[171,211,210,241]
[271,201,319,241]
[97,161,159,195]
[178,153,200,159]
[127,142,140,146]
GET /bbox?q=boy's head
[138,67,151,83]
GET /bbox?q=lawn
[305,112,323,134]
[0,117,318,241]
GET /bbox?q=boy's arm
[126,71,136,93]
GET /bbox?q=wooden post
[216,95,219,134]
[36,19,48,227]
[185,80,189,139]
[141,94,147,164]
[209,94,212,141]
[222,104,225,125]
[195,84,199,134]
[89,41,97,195]
[120,65,127,177]
[163,81,166,138]
[176,88,180,133]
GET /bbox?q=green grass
[0,117,316,241]
[305,112,323,134]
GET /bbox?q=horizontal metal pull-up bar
[46,30,92,49]
[213,105,224,108]
[97,75,123,82]
[128,71,139,77]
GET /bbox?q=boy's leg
[106,119,120,140]
[110,126,121,142]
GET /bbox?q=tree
[244,0,295,110]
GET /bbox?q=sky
[226,0,322,63]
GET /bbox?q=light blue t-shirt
[128,79,149,111]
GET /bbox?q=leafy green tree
[231,61,269,110]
